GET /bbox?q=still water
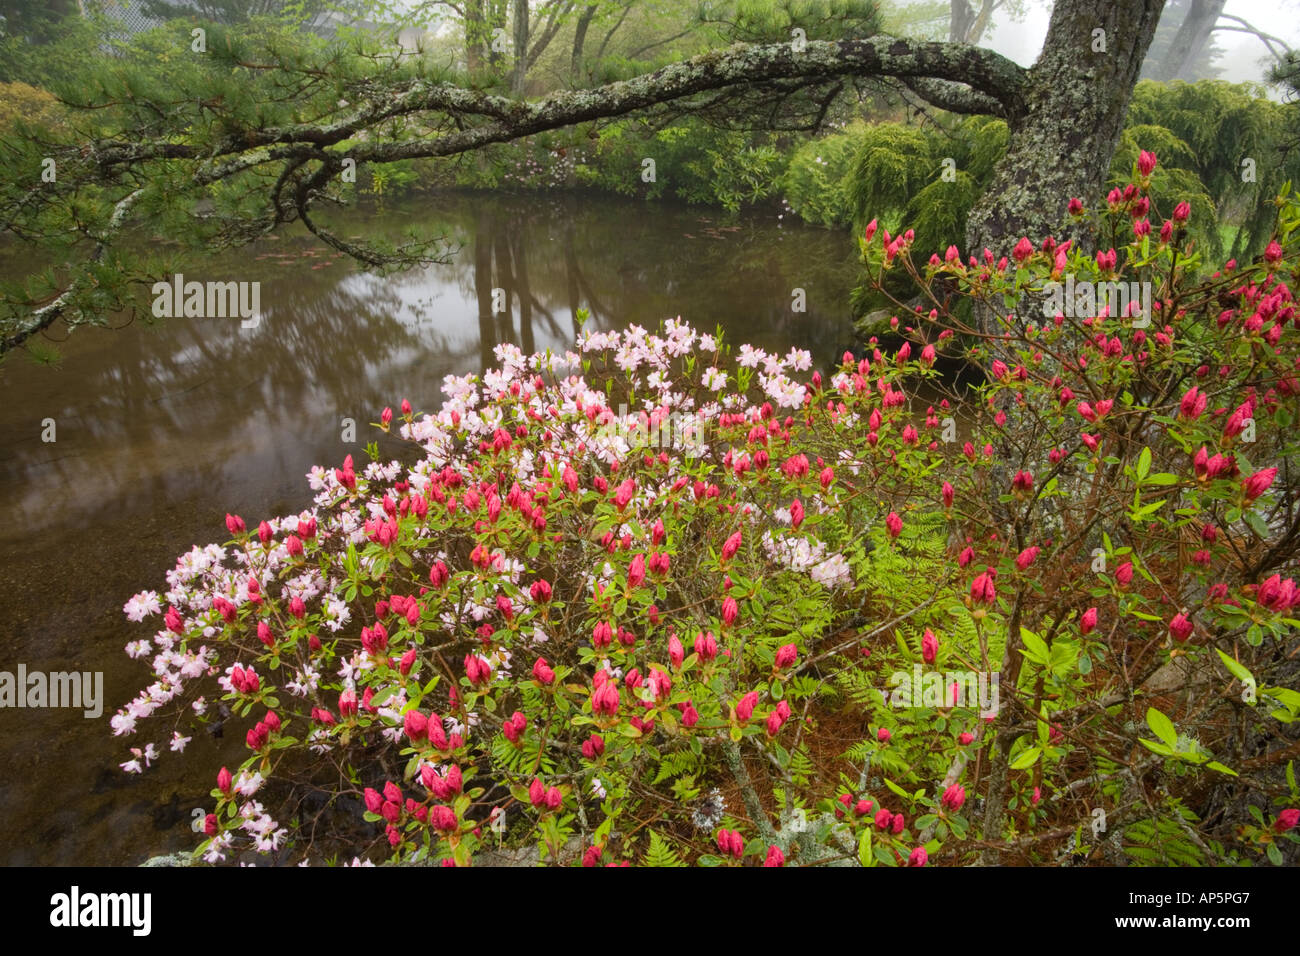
[0,191,857,865]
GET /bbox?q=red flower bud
[941,784,965,811]
[404,709,429,743]
[720,530,742,562]
[721,596,739,627]
[430,805,458,833]
[736,691,758,722]
[1243,467,1277,502]
[668,634,684,668]
[922,629,938,664]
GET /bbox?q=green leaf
[1244,511,1270,539]
[1137,446,1151,480]
[644,829,686,867]
[1009,747,1040,770]
[1215,648,1254,686]
[883,777,910,800]
[1019,627,1049,665]
[858,828,873,866]
[1146,707,1177,747]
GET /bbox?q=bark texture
[965,0,1165,259]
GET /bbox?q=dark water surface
[0,191,857,865]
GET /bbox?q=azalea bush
[117,156,1300,866]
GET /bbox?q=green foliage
[1122,80,1300,261]
[1123,802,1209,866]
[844,124,935,228]
[782,126,864,227]
[901,172,980,258]
[0,81,66,132]
[572,117,785,209]
[708,0,881,44]
[0,0,90,85]
[643,829,687,866]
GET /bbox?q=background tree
[1141,0,1297,83]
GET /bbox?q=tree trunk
[511,0,530,95]
[465,0,487,73]
[965,0,1165,262]
[1155,0,1224,81]
[949,0,977,43]
[571,3,598,81]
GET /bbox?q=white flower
[123,591,161,622]
[170,732,192,753]
[810,553,853,588]
[203,832,233,864]
[110,712,136,736]
[785,348,812,372]
[234,771,265,796]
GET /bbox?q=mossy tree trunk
[965,0,1166,260]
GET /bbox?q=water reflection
[0,191,856,864]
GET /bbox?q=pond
[0,190,859,865]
